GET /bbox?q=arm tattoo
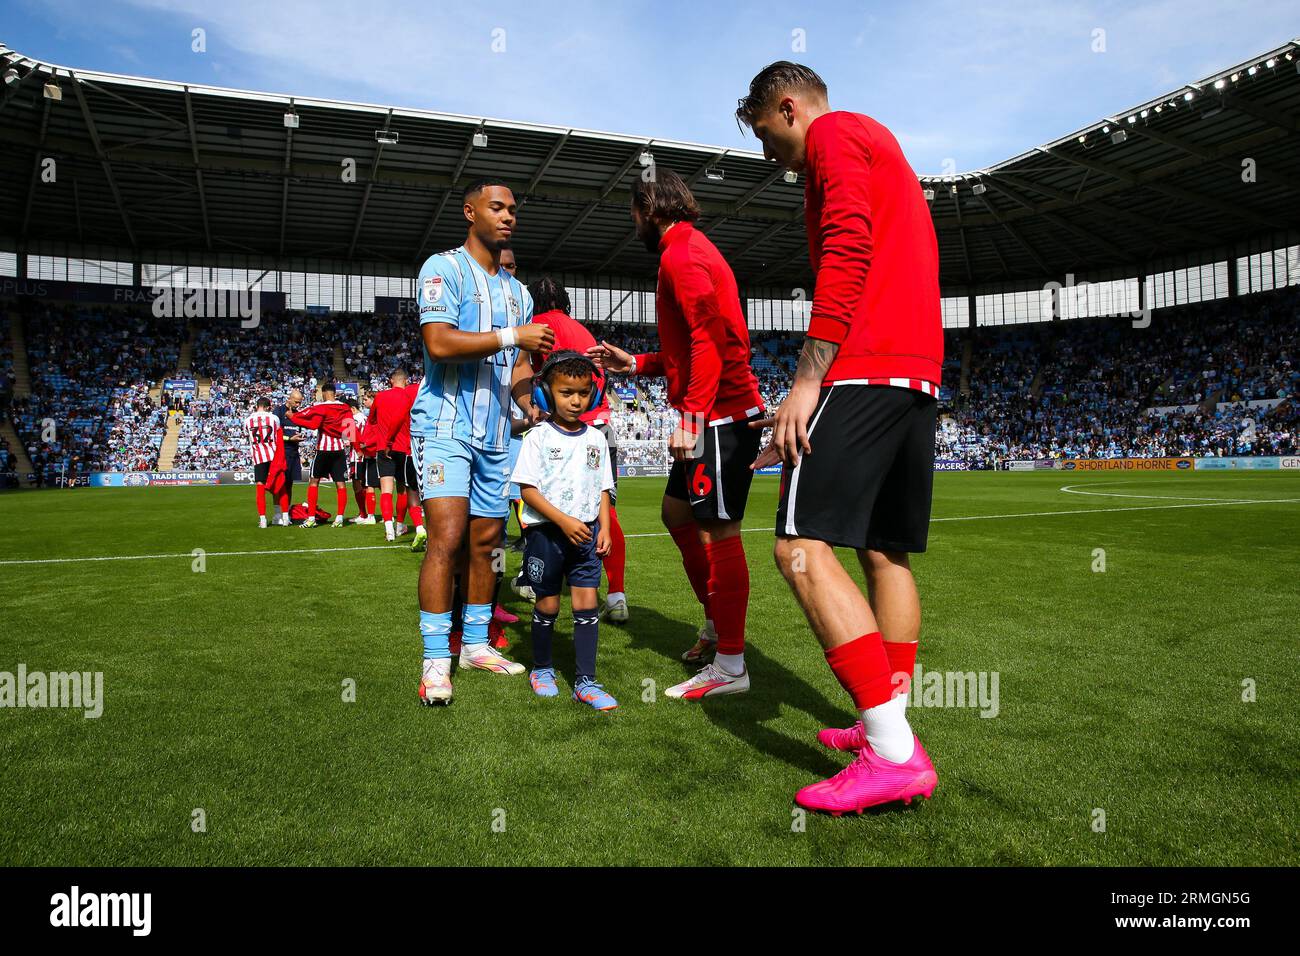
[795,338,839,383]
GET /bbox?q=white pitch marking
[7,491,1298,567]
[1058,479,1278,502]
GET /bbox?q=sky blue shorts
[410,435,512,519]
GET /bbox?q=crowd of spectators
[2,286,1295,482]
[12,303,181,482]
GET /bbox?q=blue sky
[3,0,1297,173]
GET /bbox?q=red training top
[531,309,612,426]
[364,384,417,455]
[632,222,764,434]
[803,110,943,391]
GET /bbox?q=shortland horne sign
[1059,458,1195,471]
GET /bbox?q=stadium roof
[1,39,1299,291]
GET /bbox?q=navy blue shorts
[522,521,603,597]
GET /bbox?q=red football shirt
[530,309,612,426]
[803,110,942,390]
[632,222,764,434]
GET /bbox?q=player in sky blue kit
[412,179,555,706]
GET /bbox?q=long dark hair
[631,167,700,224]
[528,275,571,315]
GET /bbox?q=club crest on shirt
[586,446,601,469]
[422,276,443,304]
[506,293,521,318]
[427,461,445,486]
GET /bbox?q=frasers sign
[375,296,419,316]
[0,277,285,311]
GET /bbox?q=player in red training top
[527,275,629,625]
[362,368,423,547]
[737,62,943,814]
[590,168,764,701]
[245,396,285,528]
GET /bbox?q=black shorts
[595,423,619,507]
[349,458,364,482]
[253,461,271,484]
[776,385,936,552]
[522,521,603,598]
[664,417,762,522]
[376,451,406,484]
[310,450,348,483]
[363,457,380,488]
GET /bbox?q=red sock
[307,483,319,515]
[380,492,394,522]
[884,641,919,699]
[409,503,423,529]
[255,483,267,517]
[668,521,711,614]
[825,633,894,711]
[336,485,348,517]
[277,492,289,514]
[396,494,409,523]
[602,507,626,592]
[366,488,376,515]
[704,536,748,655]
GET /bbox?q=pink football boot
[795,736,937,815]
[817,721,866,752]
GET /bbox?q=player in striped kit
[411,179,554,706]
[348,394,376,525]
[295,383,353,528]
[245,397,286,528]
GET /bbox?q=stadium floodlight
[1214,79,1226,89]
[1231,72,1240,81]
[1126,115,1136,124]
[283,112,299,129]
[1247,66,1257,76]
[922,187,935,201]
[1265,59,1276,68]
[472,130,488,148]
[1140,109,1149,118]
[783,170,798,184]
[971,182,987,195]
[375,129,399,145]
[1183,92,1194,101]
[42,80,62,101]
[3,68,18,86]
[704,167,724,182]
[638,150,654,167]
[1111,129,1128,145]
[1101,124,1110,133]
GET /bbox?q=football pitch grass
[1,470,1297,867]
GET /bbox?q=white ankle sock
[861,695,915,763]
[714,652,745,676]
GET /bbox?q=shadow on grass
[613,602,849,780]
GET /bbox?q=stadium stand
[2,284,1294,479]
